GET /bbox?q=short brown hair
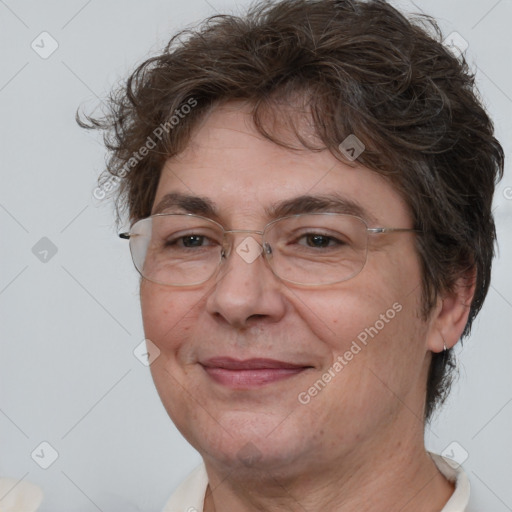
[80,0,504,422]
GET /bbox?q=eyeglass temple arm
[118,228,264,240]
[367,228,420,234]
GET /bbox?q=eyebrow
[267,194,375,223]
[152,192,217,217]
[152,192,376,224]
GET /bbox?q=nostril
[248,314,266,322]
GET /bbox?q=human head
[81,0,503,423]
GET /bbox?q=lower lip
[203,367,307,388]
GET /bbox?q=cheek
[292,246,426,388]
[290,280,414,358]
[140,282,199,352]
[140,282,206,429]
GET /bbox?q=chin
[183,409,315,473]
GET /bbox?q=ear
[426,266,477,353]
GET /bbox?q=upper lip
[201,357,310,370]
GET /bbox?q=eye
[303,234,335,248]
[180,235,208,247]
[164,233,218,248]
[297,233,345,249]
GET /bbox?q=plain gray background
[1,0,511,510]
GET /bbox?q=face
[141,102,432,477]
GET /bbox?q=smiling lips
[201,357,311,388]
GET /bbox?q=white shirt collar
[163,453,470,512]
[430,453,471,512]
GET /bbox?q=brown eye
[304,234,335,248]
[180,235,206,247]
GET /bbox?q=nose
[205,234,287,329]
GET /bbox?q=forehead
[154,102,411,227]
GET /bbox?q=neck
[202,421,454,512]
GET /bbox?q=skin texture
[141,102,474,512]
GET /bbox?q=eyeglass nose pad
[220,236,232,260]
[263,242,272,256]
